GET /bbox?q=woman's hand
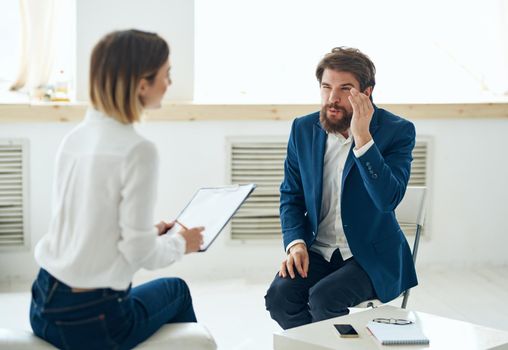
[179,226,205,253]
[155,220,175,236]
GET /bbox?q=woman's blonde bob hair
[89,29,169,124]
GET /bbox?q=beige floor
[1,265,507,350]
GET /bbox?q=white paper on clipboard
[166,183,256,251]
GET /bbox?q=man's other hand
[279,243,309,279]
[349,87,374,148]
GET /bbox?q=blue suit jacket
[279,106,418,302]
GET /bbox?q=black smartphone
[334,324,359,338]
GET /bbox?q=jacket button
[372,174,378,179]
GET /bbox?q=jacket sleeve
[354,121,416,212]
[279,119,308,250]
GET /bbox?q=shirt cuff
[169,232,186,257]
[353,139,374,158]
[286,239,305,254]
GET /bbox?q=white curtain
[10,0,56,92]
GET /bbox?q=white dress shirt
[35,108,185,290]
[286,131,374,262]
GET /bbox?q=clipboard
[166,183,256,251]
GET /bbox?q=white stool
[138,323,217,349]
[0,323,217,349]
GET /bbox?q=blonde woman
[29,29,204,349]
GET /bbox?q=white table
[274,305,508,350]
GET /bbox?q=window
[2,0,507,104]
[195,0,508,103]
[0,0,75,103]
[0,1,23,102]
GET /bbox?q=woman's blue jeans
[30,269,197,349]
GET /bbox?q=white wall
[413,118,508,267]
[1,116,507,283]
[76,0,194,102]
[0,123,76,281]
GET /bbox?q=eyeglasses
[372,318,413,325]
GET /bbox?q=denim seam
[57,326,71,350]
[42,294,119,314]
[41,320,49,340]
[101,314,120,350]
[34,280,45,300]
[45,281,59,305]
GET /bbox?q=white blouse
[35,108,185,290]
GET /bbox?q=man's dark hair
[315,47,376,92]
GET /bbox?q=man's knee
[308,284,349,321]
[308,283,331,314]
[265,276,288,312]
[265,275,309,329]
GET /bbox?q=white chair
[0,323,217,349]
[354,186,427,309]
[137,323,217,350]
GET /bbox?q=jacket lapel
[313,119,327,222]
[341,146,356,192]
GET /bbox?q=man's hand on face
[279,243,309,279]
[348,87,374,149]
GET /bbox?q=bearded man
[265,47,418,329]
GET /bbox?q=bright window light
[0,1,21,83]
[0,1,23,102]
[195,0,508,103]
[0,0,75,102]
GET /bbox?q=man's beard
[319,102,352,134]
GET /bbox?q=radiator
[228,136,430,240]
[0,139,29,249]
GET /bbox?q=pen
[175,219,189,230]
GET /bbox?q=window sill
[0,102,507,123]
